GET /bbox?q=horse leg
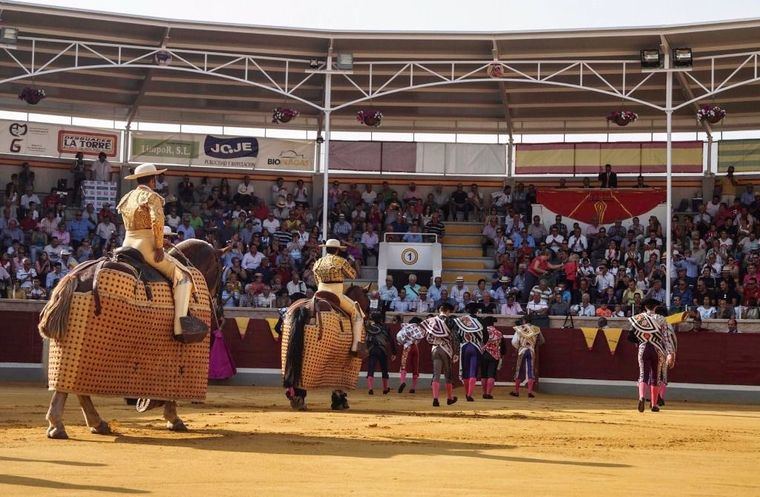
[46,391,69,439]
[77,395,111,435]
[163,401,188,432]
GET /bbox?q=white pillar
[320,55,333,252]
[665,66,673,309]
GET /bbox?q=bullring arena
[2,2,760,496]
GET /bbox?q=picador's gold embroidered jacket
[117,185,165,248]
[312,253,357,284]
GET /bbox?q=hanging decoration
[154,49,172,66]
[356,109,383,127]
[18,87,46,105]
[272,107,300,124]
[607,110,638,127]
[696,104,726,124]
[486,63,504,78]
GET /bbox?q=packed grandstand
[2,159,758,324]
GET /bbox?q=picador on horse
[39,163,222,439]
[281,238,370,411]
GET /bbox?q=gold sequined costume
[117,184,193,335]
[312,251,364,352]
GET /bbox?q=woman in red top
[522,249,563,302]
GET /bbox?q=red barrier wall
[4,314,760,386]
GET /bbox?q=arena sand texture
[1,384,759,497]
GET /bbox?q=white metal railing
[382,232,438,243]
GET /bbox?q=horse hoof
[90,420,111,435]
[289,396,306,411]
[47,427,69,440]
[167,419,188,432]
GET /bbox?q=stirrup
[135,398,166,413]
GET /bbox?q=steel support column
[320,52,333,250]
[665,60,674,309]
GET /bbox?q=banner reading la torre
[131,131,315,171]
[0,119,119,158]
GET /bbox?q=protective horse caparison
[281,284,371,410]
[43,239,223,439]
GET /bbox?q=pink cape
[208,328,237,380]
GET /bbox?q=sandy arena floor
[1,383,759,497]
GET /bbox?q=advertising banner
[0,120,119,158]
[130,132,314,171]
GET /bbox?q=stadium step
[443,257,494,270]
[442,245,483,258]
[443,221,483,235]
[442,233,482,245]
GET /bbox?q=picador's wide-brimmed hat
[320,238,346,249]
[125,163,167,180]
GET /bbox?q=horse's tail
[38,273,78,340]
[283,305,310,389]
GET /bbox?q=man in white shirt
[92,152,113,182]
[379,275,399,308]
[361,225,379,262]
[427,276,446,302]
[242,244,265,271]
[595,264,616,294]
[527,216,548,241]
[256,286,276,308]
[236,175,256,208]
[545,226,564,254]
[20,187,41,213]
[262,212,281,233]
[286,273,307,297]
[361,184,377,206]
[154,174,169,197]
[500,293,524,316]
[391,288,412,312]
[165,207,181,230]
[293,179,309,206]
[526,292,549,316]
[95,215,117,246]
[568,227,588,254]
[271,177,288,205]
[449,276,470,306]
[16,258,37,290]
[572,293,596,316]
[43,237,65,264]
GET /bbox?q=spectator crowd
[1,159,759,324]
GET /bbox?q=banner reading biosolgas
[130,132,315,171]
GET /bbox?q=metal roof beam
[491,40,514,141]
[126,27,171,126]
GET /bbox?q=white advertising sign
[0,120,119,158]
[130,132,315,171]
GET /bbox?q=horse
[281,283,371,411]
[41,239,224,439]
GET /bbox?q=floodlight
[335,53,353,70]
[672,48,693,68]
[0,27,18,48]
[309,58,321,69]
[640,49,662,69]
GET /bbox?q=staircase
[441,221,493,286]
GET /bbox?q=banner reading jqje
[130,132,315,171]
[0,120,119,158]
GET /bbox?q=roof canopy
[1,1,760,135]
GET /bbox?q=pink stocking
[514,380,521,394]
[412,375,419,390]
[399,370,407,384]
[367,377,374,390]
[488,378,496,395]
[470,378,478,396]
[446,383,454,400]
[431,380,440,400]
[638,382,646,399]
[527,379,535,394]
[382,378,389,390]
[650,385,659,407]
[659,384,667,400]
[482,378,489,395]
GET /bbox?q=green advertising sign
[131,137,199,159]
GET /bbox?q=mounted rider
[116,163,208,342]
[311,238,365,354]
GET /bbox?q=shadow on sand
[98,428,630,469]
